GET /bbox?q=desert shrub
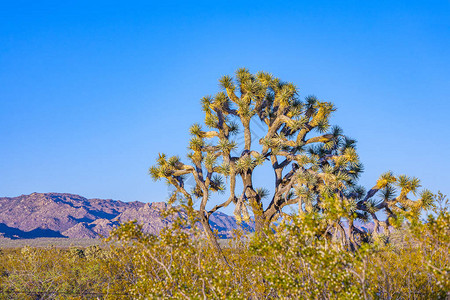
[99,210,449,299]
[0,209,448,299]
[0,246,113,299]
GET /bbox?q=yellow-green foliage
[0,211,448,299]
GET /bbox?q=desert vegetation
[1,70,448,299]
[0,201,448,299]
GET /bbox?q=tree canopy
[150,68,433,252]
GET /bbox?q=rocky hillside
[0,193,253,239]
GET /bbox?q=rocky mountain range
[0,193,253,239]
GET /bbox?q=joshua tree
[149,68,433,253]
[353,172,434,241]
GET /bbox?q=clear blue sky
[1,1,449,212]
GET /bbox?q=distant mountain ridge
[0,193,253,239]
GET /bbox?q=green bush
[0,210,448,299]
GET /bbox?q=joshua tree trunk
[199,213,232,269]
[253,211,267,233]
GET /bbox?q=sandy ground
[0,238,101,248]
